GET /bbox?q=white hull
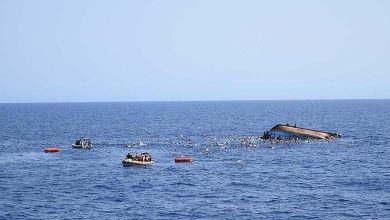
[122,159,154,166]
[72,144,92,149]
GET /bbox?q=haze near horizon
[0,0,389,103]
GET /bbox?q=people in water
[127,153,151,162]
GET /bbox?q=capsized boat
[72,138,92,149]
[122,152,154,166]
[261,124,341,140]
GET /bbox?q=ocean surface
[0,100,389,219]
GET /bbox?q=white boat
[122,159,154,166]
[72,138,92,149]
[122,153,153,166]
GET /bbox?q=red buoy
[175,157,193,163]
[44,147,60,153]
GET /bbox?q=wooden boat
[122,153,154,166]
[262,124,341,140]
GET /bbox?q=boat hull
[122,159,154,166]
[263,124,340,140]
[72,144,92,149]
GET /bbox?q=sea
[0,100,389,219]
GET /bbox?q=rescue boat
[122,152,154,166]
[72,138,92,149]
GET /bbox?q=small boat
[122,152,154,166]
[72,138,92,149]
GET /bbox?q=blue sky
[0,0,389,102]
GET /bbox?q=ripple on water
[1,101,390,219]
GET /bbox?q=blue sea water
[0,100,389,219]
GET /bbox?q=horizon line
[0,98,389,104]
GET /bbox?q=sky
[0,0,389,102]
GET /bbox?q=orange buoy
[44,147,60,153]
[175,157,193,163]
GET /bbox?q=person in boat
[126,153,132,159]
